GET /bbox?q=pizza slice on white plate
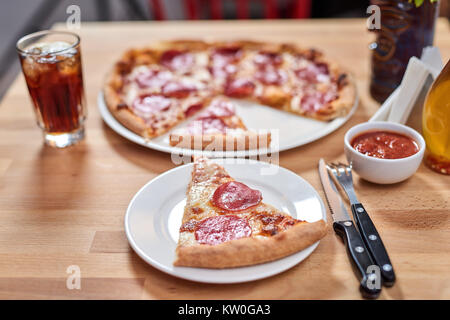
[174,157,327,268]
[169,97,271,150]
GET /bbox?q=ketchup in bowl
[351,130,419,159]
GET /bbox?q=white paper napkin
[369,46,444,127]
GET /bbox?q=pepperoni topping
[210,47,241,78]
[255,67,287,85]
[194,215,252,245]
[198,98,235,119]
[184,99,236,134]
[202,118,227,133]
[212,47,242,64]
[295,63,329,83]
[184,102,204,117]
[300,90,338,113]
[225,78,256,97]
[132,95,172,117]
[160,50,194,72]
[212,181,262,211]
[162,81,197,98]
[254,51,282,67]
[202,118,226,133]
[135,69,172,89]
[187,118,228,134]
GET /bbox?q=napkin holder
[369,46,444,133]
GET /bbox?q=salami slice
[132,95,172,117]
[162,81,197,98]
[212,47,242,66]
[253,51,282,67]
[198,98,235,119]
[210,47,241,79]
[255,67,287,85]
[160,50,194,72]
[212,181,262,211]
[194,215,252,245]
[295,62,329,83]
[184,102,204,117]
[135,69,172,89]
[300,89,338,113]
[224,78,256,97]
[187,118,227,134]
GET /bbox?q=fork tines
[326,162,352,177]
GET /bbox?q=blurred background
[0,0,448,99]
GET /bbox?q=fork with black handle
[328,162,396,286]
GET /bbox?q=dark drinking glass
[369,0,439,103]
[16,30,86,148]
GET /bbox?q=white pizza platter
[98,91,358,157]
[124,158,326,284]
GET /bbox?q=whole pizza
[103,40,356,150]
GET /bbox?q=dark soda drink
[17,31,86,147]
[369,0,439,103]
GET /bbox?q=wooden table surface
[0,19,449,300]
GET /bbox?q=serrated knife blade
[318,158,351,222]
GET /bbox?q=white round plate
[124,158,326,284]
[98,91,358,158]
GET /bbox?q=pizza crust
[174,219,327,268]
[103,69,149,137]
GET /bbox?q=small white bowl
[344,121,425,184]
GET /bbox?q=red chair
[149,0,311,20]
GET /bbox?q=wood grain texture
[0,19,449,300]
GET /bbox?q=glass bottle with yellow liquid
[422,59,450,174]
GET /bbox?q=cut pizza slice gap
[169,97,271,150]
[174,157,327,268]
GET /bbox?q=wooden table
[0,19,449,300]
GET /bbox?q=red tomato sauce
[351,130,419,159]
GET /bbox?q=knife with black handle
[327,162,396,286]
[318,159,381,299]
[333,219,381,299]
[351,203,395,286]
